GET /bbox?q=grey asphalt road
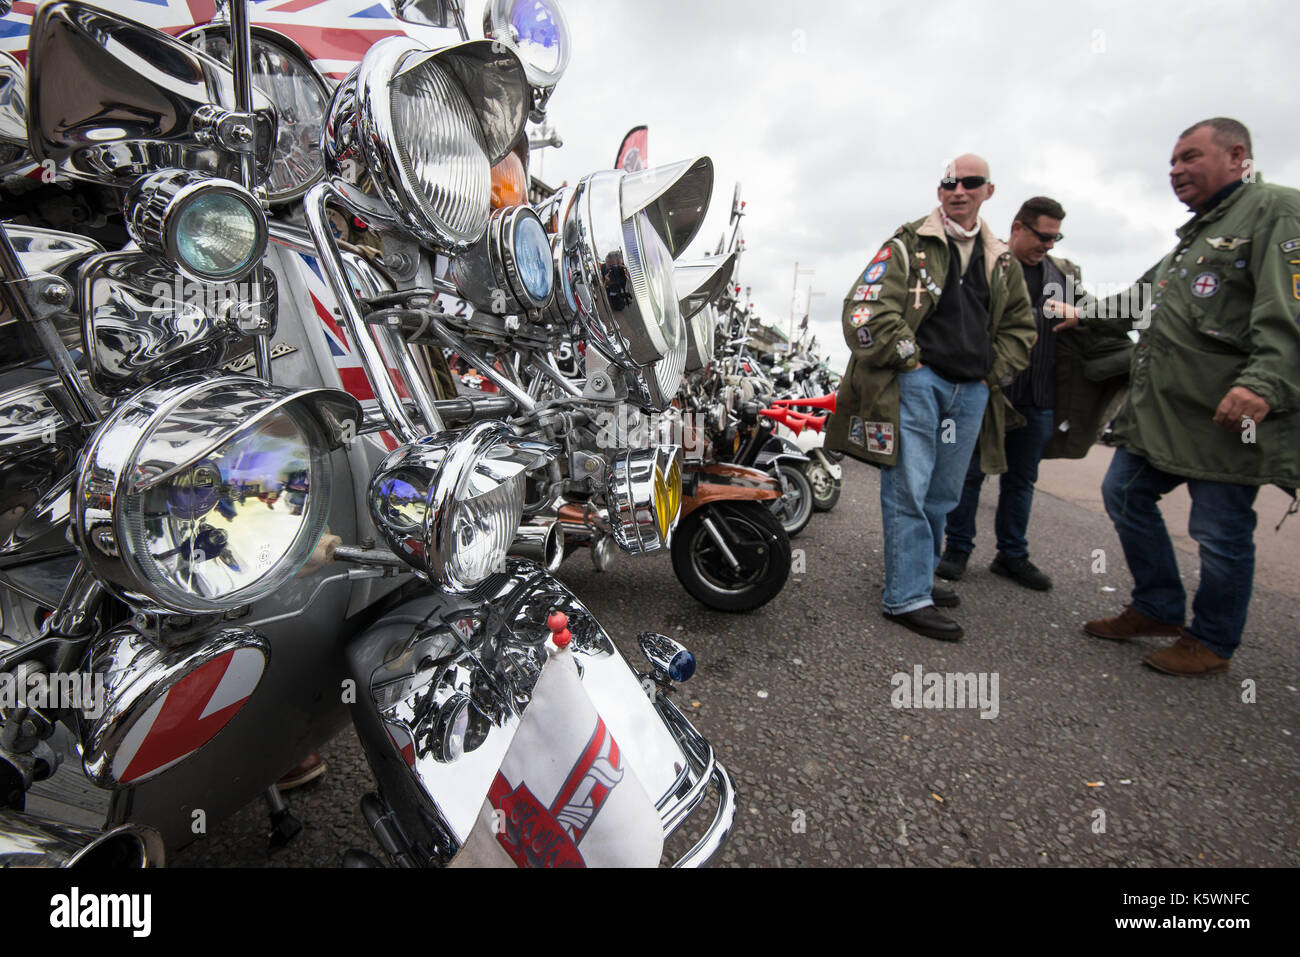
[173,456,1300,867]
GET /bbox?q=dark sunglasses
[1017,221,1064,243]
[939,176,988,190]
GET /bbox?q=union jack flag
[1,0,450,78]
[286,250,413,452]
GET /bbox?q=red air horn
[772,394,837,414]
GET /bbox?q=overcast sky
[466,0,1298,373]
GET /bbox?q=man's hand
[1046,300,1080,332]
[1213,386,1270,430]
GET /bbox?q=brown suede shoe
[277,752,327,790]
[1083,605,1182,642]
[1143,631,1231,677]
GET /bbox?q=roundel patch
[851,306,872,327]
[1191,273,1220,297]
[864,261,888,284]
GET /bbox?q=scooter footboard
[344,559,734,867]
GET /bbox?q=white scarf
[942,212,982,240]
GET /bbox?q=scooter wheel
[671,501,791,613]
[768,462,814,538]
[806,461,842,512]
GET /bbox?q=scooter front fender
[681,461,781,518]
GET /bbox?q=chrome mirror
[26,1,277,186]
[394,0,458,28]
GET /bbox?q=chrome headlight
[369,422,556,592]
[124,170,268,283]
[685,303,719,374]
[183,28,331,204]
[605,445,682,554]
[322,37,530,250]
[451,204,554,314]
[483,0,572,91]
[75,375,361,613]
[561,157,713,410]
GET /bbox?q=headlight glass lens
[449,462,525,587]
[514,213,553,303]
[194,32,329,202]
[391,57,492,246]
[634,211,683,354]
[176,192,262,280]
[486,0,571,88]
[126,408,330,608]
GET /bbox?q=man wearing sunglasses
[826,155,1036,641]
[939,198,1131,590]
[1053,117,1300,676]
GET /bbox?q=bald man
[826,155,1036,641]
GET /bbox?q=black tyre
[671,501,791,613]
[768,462,813,537]
[806,460,842,512]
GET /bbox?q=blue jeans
[880,366,989,614]
[1101,446,1258,658]
[945,405,1056,559]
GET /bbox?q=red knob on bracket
[547,611,572,649]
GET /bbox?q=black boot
[936,547,970,582]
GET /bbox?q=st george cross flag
[451,643,664,868]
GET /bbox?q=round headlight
[451,204,554,314]
[514,213,553,303]
[605,445,683,555]
[323,38,530,251]
[76,375,361,613]
[124,170,267,283]
[183,28,330,204]
[369,423,557,593]
[561,158,713,411]
[484,0,572,90]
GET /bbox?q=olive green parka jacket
[825,208,1036,473]
[1081,179,1300,490]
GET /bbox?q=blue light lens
[668,650,696,683]
[176,192,261,279]
[512,1,561,70]
[514,214,553,303]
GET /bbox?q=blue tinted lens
[513,1,559,50]
[668,650,696,683]
[514,215,553,302]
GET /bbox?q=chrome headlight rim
[450,204,554,315]
[369,422,557,594]
[323,37,529,251]
[604,445,683,555]
[74,373,361,614]
[124,170,269,284]
[178,24,331,205]
[483,0,573,91]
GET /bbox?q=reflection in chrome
[26,1,277,185]
[0,809,164,867]
[349,559,735,867]
[80,252,274,396]
[75,373,360,613]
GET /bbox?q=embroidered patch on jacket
[1279,238,1300,253]
[1205,236,1250,251]
[854,283,882,301]
[866,421,895,455]
[895,339,916,360]
[864,261,888,284]
[848,416,866,446]
[851,306,872,327]
[856,325,873,347]
[1292,274,1300,301]
[871,246,892,264]
[1191,273,1220,297]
